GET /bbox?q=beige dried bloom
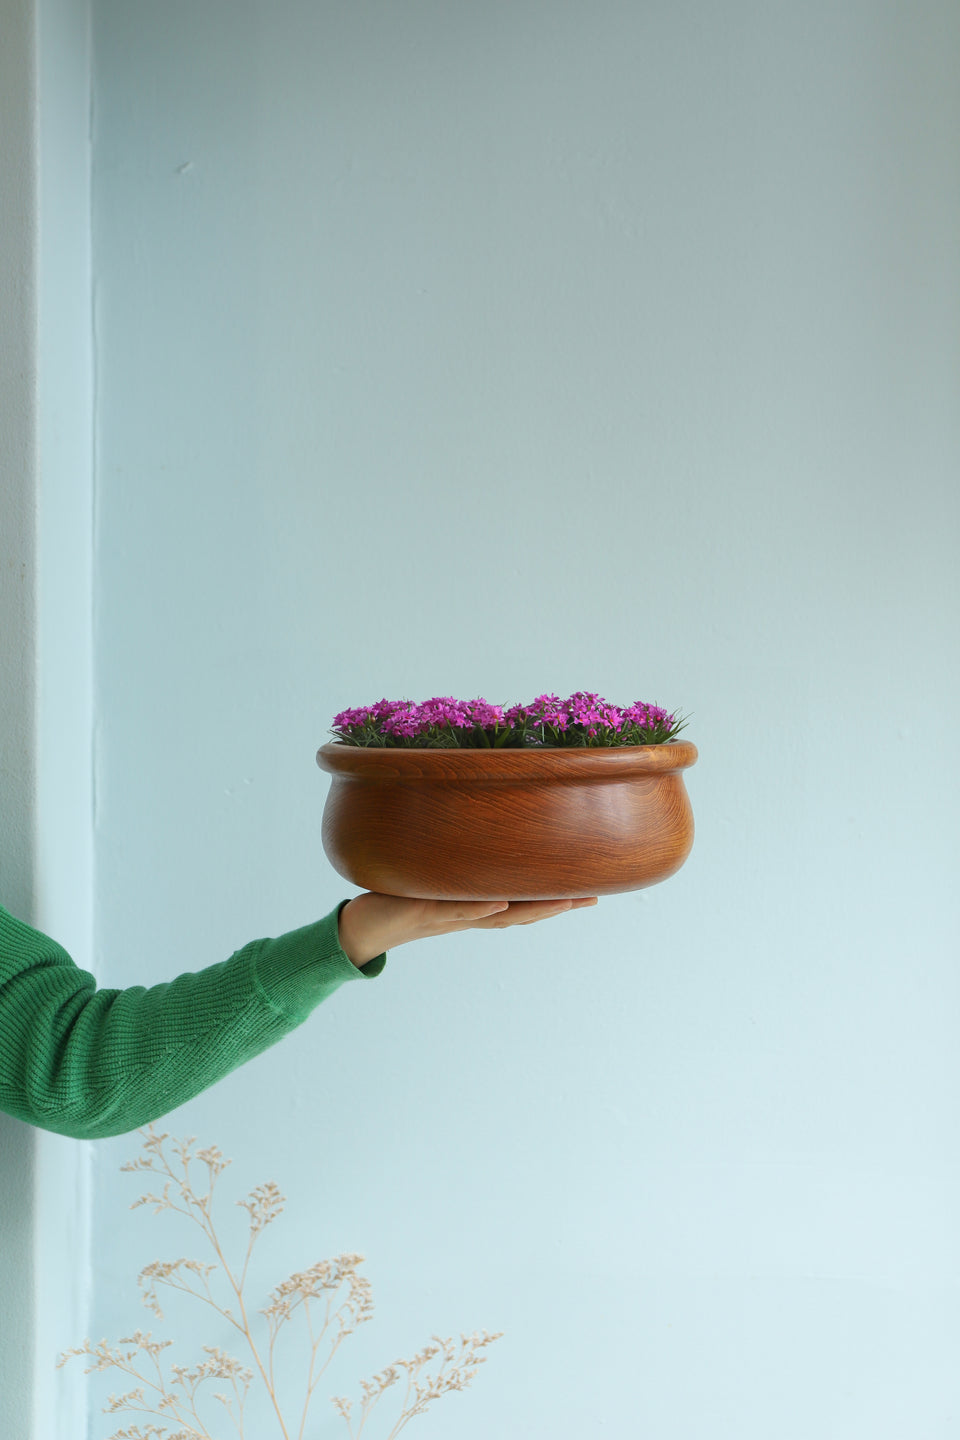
[103,1388,147,1412]
[109,1428,190,1440]
[261,1253,372,1332]
[237,1180,285,1235]
[136,1257,219,1321]
[61,1127,500,1440]
[333,1330,504,1437]
[357,1362,400,1403]
[370,1330,502,1437]
[194,1144,230,1179]
[57,1334,174,1377]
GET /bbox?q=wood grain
[316,741,698,899]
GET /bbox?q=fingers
[468,897,600,929]
[412,899,509,934]
[510,899,577,925]
[453,901,510,919]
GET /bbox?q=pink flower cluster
[331,693,685,749]
[509,692,676,740]
[333,696,506,740]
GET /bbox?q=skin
[338,893,600,967]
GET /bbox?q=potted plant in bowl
[317,692,697,900]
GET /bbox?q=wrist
[338,897,381,968]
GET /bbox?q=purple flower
[331,692,686,748]
[465,699,505,728]
[332,705,370,729]
[623,701,674,728]
[418,697,469,729]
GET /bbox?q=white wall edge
[33,0,95,1433]
[0,0,41,1432]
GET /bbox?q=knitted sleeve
[0,902,385,1140]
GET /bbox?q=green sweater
[0,902,385,1140]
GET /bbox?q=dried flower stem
[60,1128,500,1439]
[130,1134,293,1438]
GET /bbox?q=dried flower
[61,1128,499,1440]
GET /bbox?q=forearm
[0,903,384,1139]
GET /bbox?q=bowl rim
[316,739,698,780]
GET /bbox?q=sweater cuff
[253,902,386,1024]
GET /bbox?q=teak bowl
[316,741,698,900]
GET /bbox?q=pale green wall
[88,3,960,1436]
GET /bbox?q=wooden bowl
[316,741,698,900]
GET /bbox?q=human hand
[338,892,599,967]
